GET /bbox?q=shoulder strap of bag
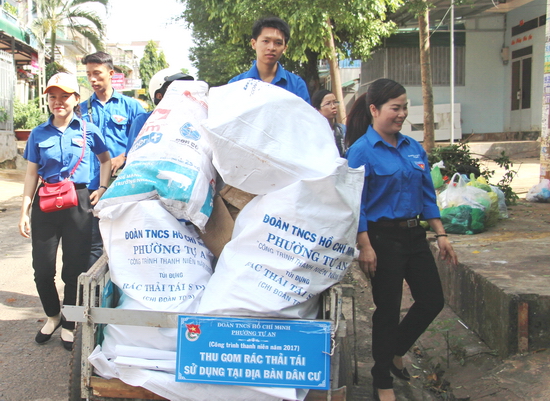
[69,120,87,179]
[39,121,87,184]
[87,97,93,122]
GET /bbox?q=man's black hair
[82,51,114,71]
[251,17,290,44]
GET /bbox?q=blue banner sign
[176,315,331,389]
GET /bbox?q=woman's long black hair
[345,79,406,148]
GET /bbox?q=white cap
[44,73,80,95]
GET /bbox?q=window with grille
[362,46,465,86]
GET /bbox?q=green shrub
[14,98,49,130]
[0,107,8,123]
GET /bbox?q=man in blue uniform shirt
[229,17,310,104]
[80,51,146,266]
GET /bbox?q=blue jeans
[368,224,444,389]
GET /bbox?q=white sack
[97,200,213,358]
[96,81,216,230]
[98,200,213,312]
[202,79,340,195]
[198,160,364,319]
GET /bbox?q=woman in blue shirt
[345,79,457,401]
[18,73,111,351]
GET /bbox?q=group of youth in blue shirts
[19,17,458,401]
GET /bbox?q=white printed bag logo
[180,122,201,140]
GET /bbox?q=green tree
[32,0,108,65]
[180,0,402,99]
[139,40,170,100]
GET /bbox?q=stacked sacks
[89,81,218,399]
[90,79,363,401]
[95,81,216,231]
[198,160,363,319]
[90,201,214,378]
[196,80,363,400]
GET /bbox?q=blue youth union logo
[180,122,201,140]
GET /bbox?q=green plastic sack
[431,166,444,189]
[440,205,486,235]
[466,174,500,226]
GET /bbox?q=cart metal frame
[64,255,355,401]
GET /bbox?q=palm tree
[32,0,109,64]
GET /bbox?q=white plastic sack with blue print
[202,79,340,195]
[94,200,213,376]
[98,200,213,314]
[95,81,215,230]
[198,159,364,319]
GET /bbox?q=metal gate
[0,50,14,132]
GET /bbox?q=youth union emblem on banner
[185,324,201,341]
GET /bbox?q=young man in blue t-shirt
[80,51,146,267]
[229,17,310,104]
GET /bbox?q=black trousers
[88,214,103,268]
[31,186,92,330]
[368,224,444,389]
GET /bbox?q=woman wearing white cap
[18,72,111,350]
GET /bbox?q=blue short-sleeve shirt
[345,125,440,232]
[229,61,311,104]
[125,111,152,156]
[80,90,146,189]
[23,116,108,185]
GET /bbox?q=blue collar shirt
[80,90,146,189]
[229,61,311,104]
[23,115,108,185]
[345,125,440,232]
[125,111,152,156]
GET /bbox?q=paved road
[0,169,69,401]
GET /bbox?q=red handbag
[38,122,86,213]
[38,179,79,212]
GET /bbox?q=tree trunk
[304,48,320,95]
[419,4,435,152]
[50,31,56,64]
[325,16,346,124]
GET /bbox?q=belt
[369,218,419,229]
[41,183,87,189]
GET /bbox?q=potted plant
[14,98,49,140]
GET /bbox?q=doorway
[510,46,532,132]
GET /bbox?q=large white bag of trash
[91,200,215,395]
[202,78,340,195]
[198,160,364,319]
[98,200,213,313]
[95,81,215,230]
